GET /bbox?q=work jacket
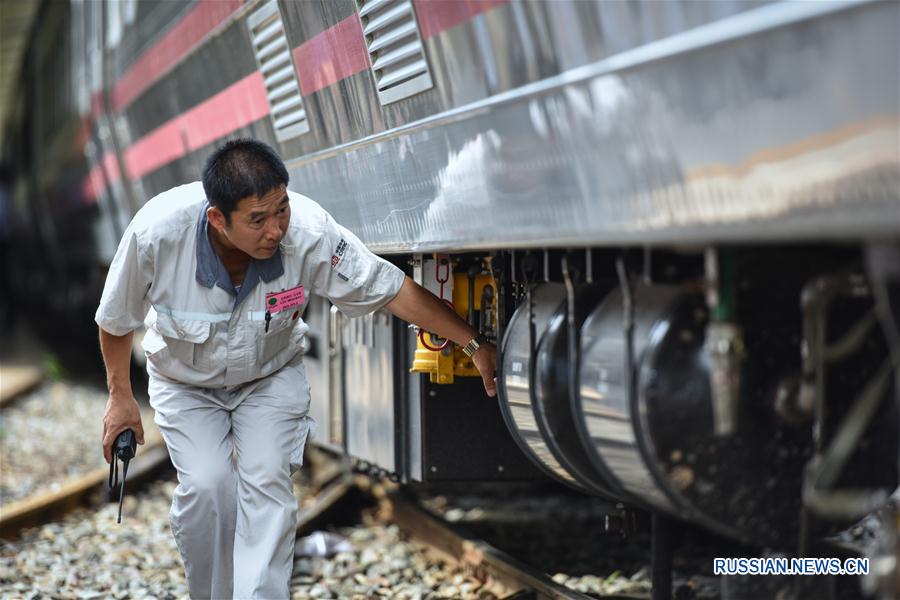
[95,181,405,388]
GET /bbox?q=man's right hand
[102,394,145,464]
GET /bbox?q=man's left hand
[472,342,498,398]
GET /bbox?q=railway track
[383,486,600,600]
[3,427,645,599]
[0,437,169,539]
[0,377,651,598]
[312,448,647,600]
[0,389,167,539]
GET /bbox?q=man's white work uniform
[95,181,405,599]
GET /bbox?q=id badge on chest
[264,285,305,332]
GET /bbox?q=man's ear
[207,206,227,232]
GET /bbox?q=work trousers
[148,359,313,599]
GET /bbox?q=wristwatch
[461,334,488,357]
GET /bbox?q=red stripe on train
[413,0,508,39]
[111,0,244,113]
[82,152,122,204]
[104,152,122,185]
[112,0,507,115]
[91,91,105,120]
[82,0,508,198]
[124,71,269,180]
[293,15,370,97]
[292,2,508,96]
[85,0,509,196]
[82,163,104,204]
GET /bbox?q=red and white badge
[265,285,305,314]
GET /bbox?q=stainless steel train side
[4,0,898,561]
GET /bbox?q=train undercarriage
[304,243,899,568]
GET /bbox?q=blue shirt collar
[195,202,284,306]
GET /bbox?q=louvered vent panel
[356,0,433,105]
[248,1,309,141]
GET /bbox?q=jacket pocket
[154,313,212,367]
[258,311,296,365]
[289,416,315,474]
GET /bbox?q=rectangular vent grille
[356,0,433,105]
[248,1,309,141]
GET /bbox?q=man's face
[209,185,291,259]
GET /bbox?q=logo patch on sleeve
[331,238,348,269]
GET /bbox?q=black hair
[201,139,289,223]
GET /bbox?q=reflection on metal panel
[579,286,680,513]
[356,0,433,105]
[328,304,345,448]
[286,1,899,251]
[343,310,397,471]
[304,296,334,450]
[248,0,310,141]
[498,283,582,487]
[404,329,423,481]
[282,0,769,159]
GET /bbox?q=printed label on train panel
[265,285,305,313]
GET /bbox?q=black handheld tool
[108,429,137,523]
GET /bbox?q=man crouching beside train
[94,138,497,599]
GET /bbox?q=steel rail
[0,433,170,539]
[308,444,649,599]
[386,488,645,600]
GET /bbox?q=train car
[4,0,898,594]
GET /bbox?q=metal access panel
[335,302,556,481]
[412,374,545,482]
[395,296,546,483]
[342,310,400,472]
[303,295,343,453]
